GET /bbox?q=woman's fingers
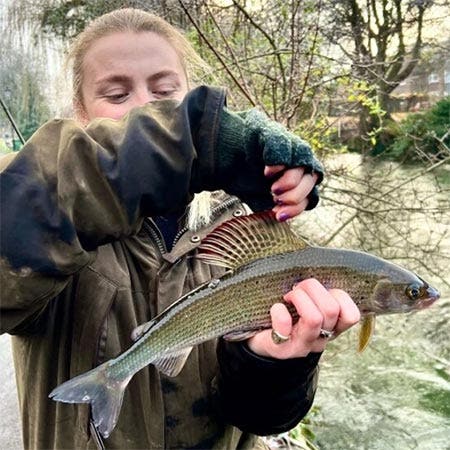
[287,279,360,338]
[289,279,341,335]
[269,303,293,345]
[270,302,293,339]
[247,279,360,359]
[272,199,309,221]
[265,165,319,220]
[328,288,361,336]
[264,165,285,178]
[271,167,303,193]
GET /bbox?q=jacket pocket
[70,267,118,437]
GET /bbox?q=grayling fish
[49,212,439,438]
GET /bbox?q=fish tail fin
[49,361,131,438]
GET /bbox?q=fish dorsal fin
[358,314,376,352]
[153,347,193,377]
[197,211,307,269]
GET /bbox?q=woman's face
[79,31,189,123]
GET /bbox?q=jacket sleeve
[0,86,230,334]
[215,108,323,212]
[214,339,321,435]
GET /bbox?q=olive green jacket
[0,86,320,449]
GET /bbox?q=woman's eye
[105,93,129,103]
[153,89,176,99]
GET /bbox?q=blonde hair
[67,8,211,114]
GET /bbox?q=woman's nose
[134,88,155,106]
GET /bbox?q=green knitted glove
[216,108,323,211]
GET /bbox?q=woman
[0,8,360,450]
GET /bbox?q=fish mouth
[417,286,440,310]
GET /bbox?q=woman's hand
[247,278,361,359]
[265,165,319,221]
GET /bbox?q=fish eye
[405,284,422,301]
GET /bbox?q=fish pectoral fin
[131,320,155,342]
[358,314,376,352]
[196,211,307,269]
[223,330,260,342]
[153,347,193,377]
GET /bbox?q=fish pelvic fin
[197,211,307,269]
[358,314,376,352]
[153,347,193,377]
[223,330,261,341]
[49,361,132,438]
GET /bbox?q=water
[293,154,450,449]
[310,307,450,450]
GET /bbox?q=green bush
[0,138,12,154]
[387,97,450,162]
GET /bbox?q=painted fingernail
[279,212,290,222]
[274,198,284,206]
[272,188,283,196]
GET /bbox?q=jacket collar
[160,196,247,263]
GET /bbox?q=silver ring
[271,329,290,344]
[319,328,334,339]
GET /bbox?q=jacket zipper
[142,219,167,254]
[143,197,241,254]
[172,196,241,247]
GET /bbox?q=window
[444,71,450,94]
[445,71,450,84]
[428,73,439,84]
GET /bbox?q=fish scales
[109,256,297,379]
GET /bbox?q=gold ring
[271,329,290,344]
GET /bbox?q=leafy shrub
[0,139,12,154]
[387,97,450,162]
